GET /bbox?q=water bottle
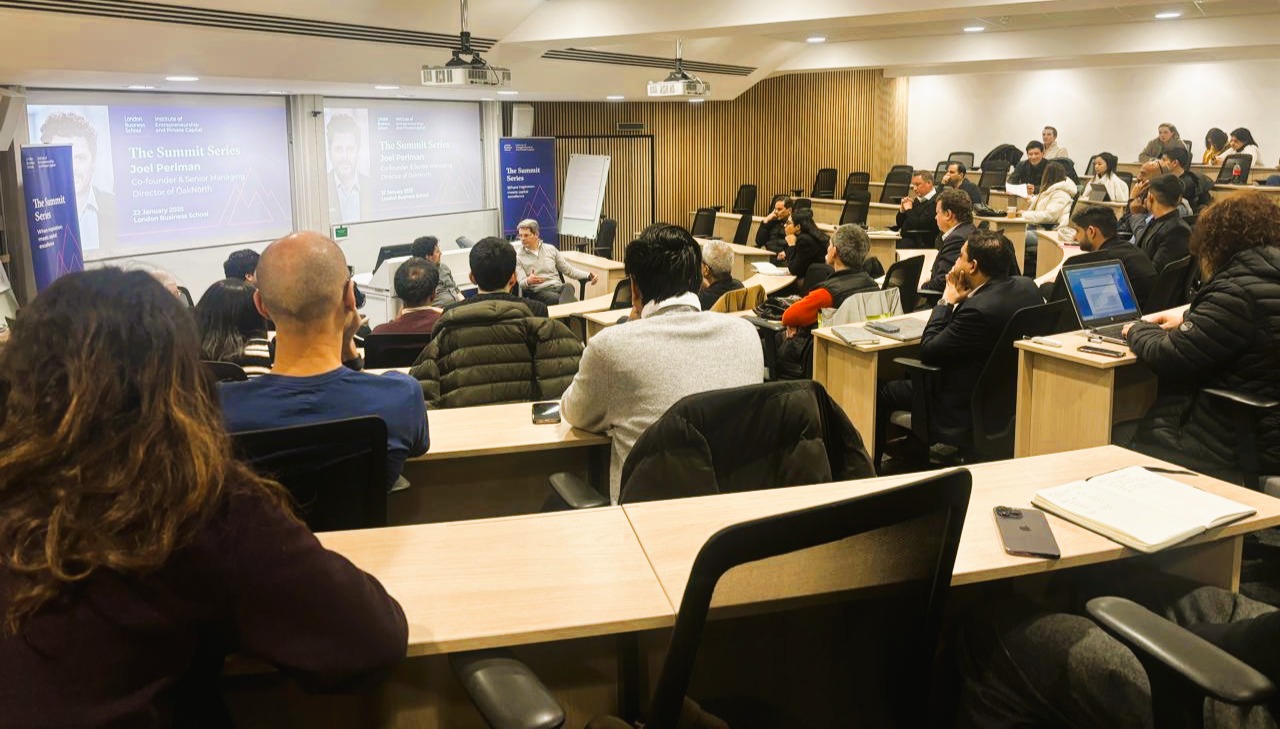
[1232,163,1242,184]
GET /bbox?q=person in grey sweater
[561,224,764,502]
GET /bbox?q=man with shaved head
[219,231,429,490]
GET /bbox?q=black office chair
[976,159,1012,203]
[801,263,833,295]
[608,278,632,310]
[947,151,976,169]
[1117,171,1135,189]
[1200,388,1280,494]
[374,243,415,273]
[1215,154,1253,184]
[934,160,950,184]
[594,218,617,260]
[839,190,871,226]
[731,184,757,215]
[979,143,1023,171]
[203,360,248,382]
[547,381,876,509]
[792,198,813,211]
[1087,595,1276,729]
[843,172,871,199]
[880,165,914,204]
[731,212,753,244]
[453,468,972,729]
[231,416,388,532]
[888,300,1068,464]
[691,207,717,238]
[363,332,433,368]
[176,286,194,308]
[1145,256,1195,312]
[810,168,838,199]
[881,255,925,313]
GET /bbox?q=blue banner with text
[499,137,558,244]
[21,144,84,291]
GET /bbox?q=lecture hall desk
[579,273,796,340]
[559,251,626,301]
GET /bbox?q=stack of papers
[1032,467,1255,553]
[1005,183,1030,199]
[751,262,790,276]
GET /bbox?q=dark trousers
[525,283,574,306]
[875,378,915,455]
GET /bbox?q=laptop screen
[1062,260,1141,327]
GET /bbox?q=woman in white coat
[1088,152,1129,204]
[1220,127,1261,170]
[1021,161,1078,229]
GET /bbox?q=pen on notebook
[1085,466,1199,481]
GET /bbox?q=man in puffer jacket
[410,237,582,408]
[1120,191,1280,481]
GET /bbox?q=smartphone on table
[532,402,562,424]
[994,506,1060,559]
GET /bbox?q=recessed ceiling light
[374,84,400,90]
[806,35,826,43]
[1154,11,1182,19]
[126,85,157,90]
[688,98,706,104]
[606,95,625,101]
[496,90,519,96]
[265,90,289,95]
[963,25,985,33]
[480,97,495,101]
[165,75,199,82]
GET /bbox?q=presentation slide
[323,99,484,224]
[26,91,293,259]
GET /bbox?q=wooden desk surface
[978,215,1033,228]
[1213,183,1280,194]
[622,446,1280,610]
[811,308,933,353]
[582,308,631,327]
[561,250,625,271]
[1015,329,1139,369]
[411,401,609,461]
[318,508,674,656]
[548,293,614,319]
[741,273,797,295]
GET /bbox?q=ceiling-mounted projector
[422,0,511,88]
[647,40,710,99]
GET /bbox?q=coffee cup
[1006,206,1018,218]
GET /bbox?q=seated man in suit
[515,219,597,306]
[895,171,941,249]
[1051,206,1157,307]
[411,237,582,408]
[925,189,978,294]
[219,232,429,491]
[1135,174,1192,272]
[409,235,464,306]
[755,195,794,255]
[697,239,745,310]
[561,224,764,502]
[371,257,442,335]
[875,230,1043,458]
[942,161,985,206]
[1009,141,1048,193]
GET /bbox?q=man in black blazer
[1049,206,1158,307]
[1009,141,1048,192]
[754,195,794,255]
[1135,174,1191,272]
[924,189,977,293]
[877,230,1044,454]
[895,171,940,249]
[942,161,985,206]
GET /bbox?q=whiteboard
[559,154,610,238]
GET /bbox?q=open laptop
[1086,183,1109,202]
[1061,260,1143,340]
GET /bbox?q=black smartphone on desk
[994,506,1060,559]
[532,402,562,424]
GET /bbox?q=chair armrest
[917,288,942,296]
[1203,388,1280,411]
[893,357,942,373]
[1086,597,1276,706]
[450,649,566,729]
[548,472,609,509]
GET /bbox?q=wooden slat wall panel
[552,136,653,260]
[530,70,908,230]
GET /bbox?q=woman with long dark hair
[1203,127,1229,165]
[0,268,407,727]
[1222,127,1261,167]
[195,277,271,374]
[781,207,829,278]
[1021,161,1077,229]
[1088,152,1129,204]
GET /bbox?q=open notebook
[751,261,790,276]
[1032,466,1255,554]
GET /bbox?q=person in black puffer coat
[1120,191,1280,481]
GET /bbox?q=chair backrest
[839,190,872,226]
[231,416,388,532]
[363,332,433,368]
[948,151,975,168]
[811,168,838,199]
[880,165,914,203]
[1145,255,1195,311]
[609,277,633,310]
[801,263,834,294]
[691,207,717,238]
[881,254,925,313]
[1116,170,1135,189]
[374,243,415,273]
[731,212,754,244]
[1054,157,1080,183]
[642,468,972,728]
[979,143,1022,170]
[176,286,194,308]
[792,198,813,211]
[934,160,950,184]
[594,218,617,259]
[969,300,1069,460]
[976,159,1011,197]
[732,184,757,215]
[1215,154,1253,184]
[710,284,766,313]
[203,360,248,382]
[829,288,903,325]
[843,172,871,199]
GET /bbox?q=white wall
[906,59,1280,174]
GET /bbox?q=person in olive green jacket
[410,237,582,408]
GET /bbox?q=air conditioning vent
[616,122,646,132]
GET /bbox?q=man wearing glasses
[895,171,941,249]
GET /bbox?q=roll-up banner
[499,137,558,244]
[21,144,84,291]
